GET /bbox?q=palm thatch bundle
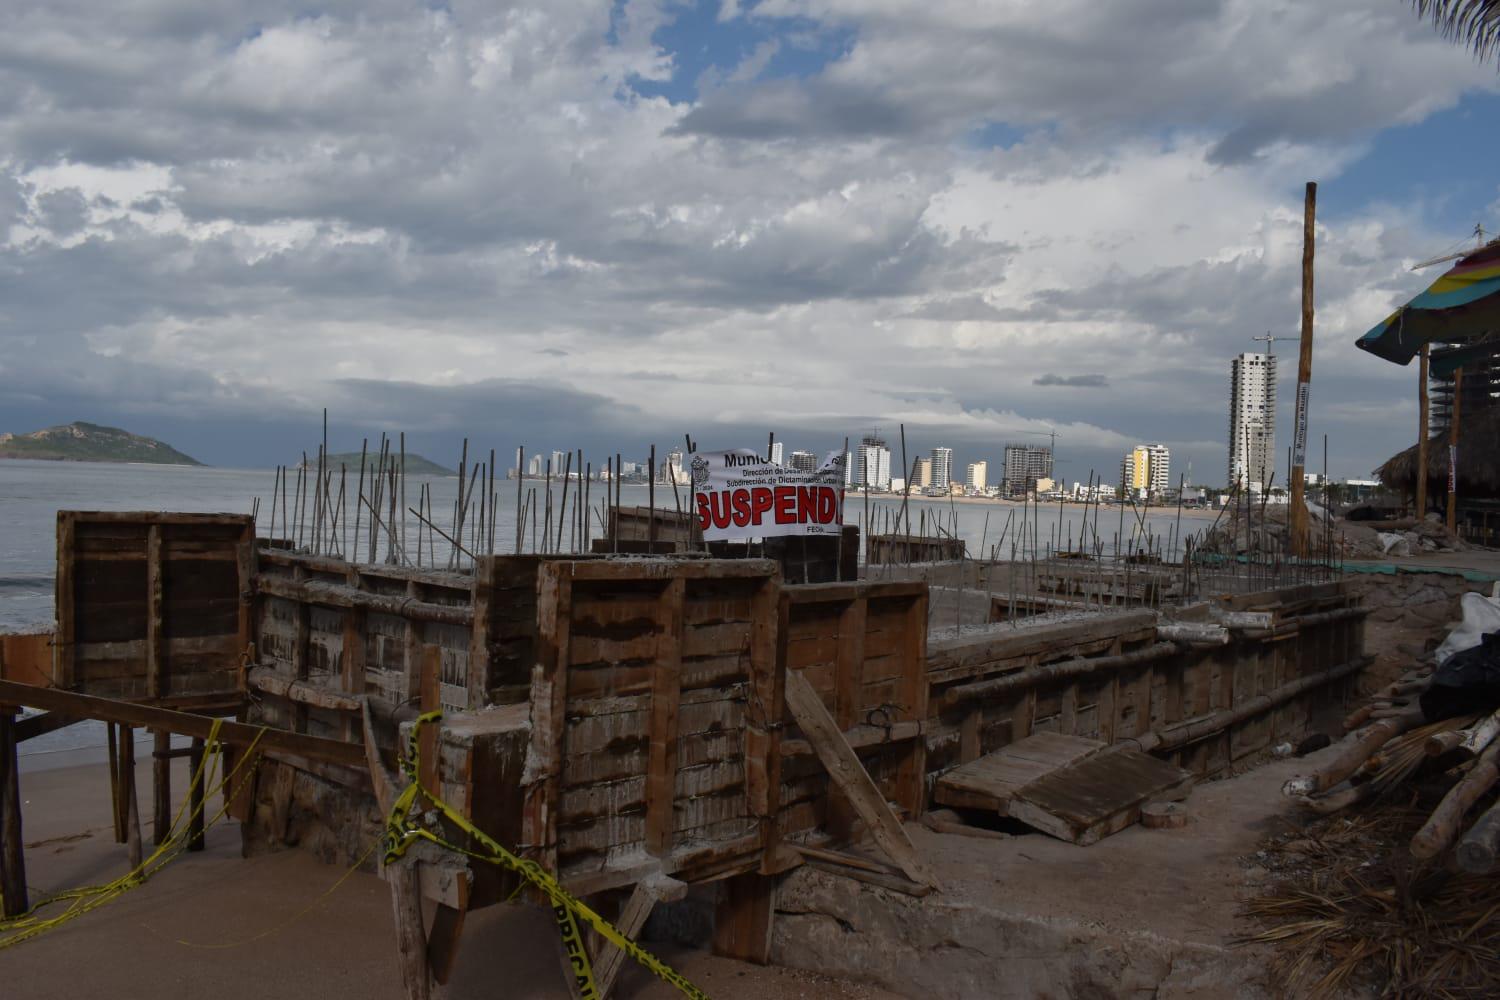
[1243,801,1500,999]
[1375,407,1500,500]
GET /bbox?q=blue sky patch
[621,0,854,104]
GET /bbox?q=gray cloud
[1033,373,1109,388]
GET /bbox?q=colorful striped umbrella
[1356,241,1500,365]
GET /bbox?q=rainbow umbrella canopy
[1356,241,1500,365]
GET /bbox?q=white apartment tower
[1229,353,1277,490]
[966,461,988,491]
[930,447,953,488]
[858,435,892,491]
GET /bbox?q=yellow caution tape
[1,719,266,946]
[384,711,712,1000]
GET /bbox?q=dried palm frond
[1243,800,1500,998]
[1361,714,1480,798]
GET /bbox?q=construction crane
[1410,222,1492,271]
[1251,332,1297,357]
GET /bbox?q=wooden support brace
[188,738,206,852]
[120,724,142,869]
[596,873,687,997]
[782,669,940,889]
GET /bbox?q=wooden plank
[1007,747,1192,846]
[747,577,783,869]
[934,732,1104,812]
[646,578,684,854]
[468,562,493,709]
[782,669,938,888]
[0,679,364,766]
[712,870,777,965]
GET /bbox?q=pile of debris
[1249,591,1500,995]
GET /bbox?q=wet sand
[5,757,897,999]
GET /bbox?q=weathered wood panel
[55,512,253,705]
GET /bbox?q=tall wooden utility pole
[1416,344,1429,518]
[1448,368,1463,534]
[1288,181,1317,557]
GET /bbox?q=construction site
[2,450,1497,1000]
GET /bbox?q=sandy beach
[4,756,897,1000]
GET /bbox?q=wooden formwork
[867,533,965,565]
[929,581,1368,784]
[54,511,254,706]
[776,581,928,843]
[521,559,783,894]
[927,612,1161,776]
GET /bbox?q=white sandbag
[1434,592,1500,666]
[1378,531,1411,556]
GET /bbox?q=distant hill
[0,422,203,466]
[315,452,456,476]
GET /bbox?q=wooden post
[1,710,28,918]
[146,524,164,700]
[1416,343,1429,518]
[645,578,684,857]
[120,724,142,869]
[188,737,206,852]
[1288,180,1317,557]
[152,729,172,846]
[106,720,124,843]
[1447,367,1462,534]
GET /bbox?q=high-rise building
[857,435,891,491]
[844,450,855,487]
[527,453,543,477]
[965,461,988,491]
[1003,444,1053,494]
[550,450,568,475]
[788,450,817,472]
[770,442,784,466]
[915,458,932,488]
[930,447,953,488]
[1229,352,1277,490]
[1122,444,1170,497]
[663,449,689,485]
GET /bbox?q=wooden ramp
[935,732,1192,846]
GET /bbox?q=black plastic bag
[1422,630,1500,722]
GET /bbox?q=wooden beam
[646,578,684,857]
[248,667,363,713]
[56,512,76,689]
[389,861,434,1000]
[782,669,939,889]
[0,679,367,767]
[0,712,27,918]
[256,575,475,627]
[146,524,165,699]
[14,711,77,743]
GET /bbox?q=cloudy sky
[2,0,1497,485]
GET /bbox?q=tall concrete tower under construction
[1228,352,1277,490]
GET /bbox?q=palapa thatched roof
[1377,405,1500,497]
